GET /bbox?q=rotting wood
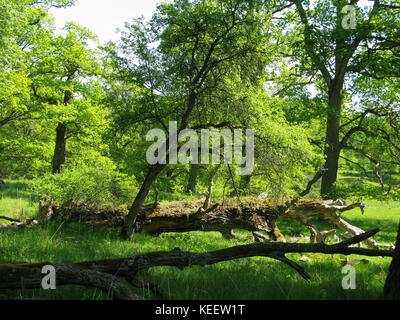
[0,263,141,300]
[0,218,38,229]
[38,197,392,249]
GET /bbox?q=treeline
[0,0,399,227]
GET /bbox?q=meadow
[0,180,399,300]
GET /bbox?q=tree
[267,0,400,196]
[0,0,79,177]
[28,23,103,174]
[0,0,76,56]
[108,0,276,239]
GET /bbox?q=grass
[0,179,398,300]
[0,180,38,220]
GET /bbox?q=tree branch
[294,0,332,86]
[298,168,328,198]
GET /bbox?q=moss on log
[38,197,391,249]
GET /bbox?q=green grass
[0,180,398,300]
[0,180,38,220]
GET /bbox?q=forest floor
[0,180,399,300]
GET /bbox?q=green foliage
[0,0,399,212]
[0,7,108,178]
[29,158,137,208]
[1,0,400,301]
[324,182,400,202]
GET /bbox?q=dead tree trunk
[132,199,390,248]
[0,263,142,300]
[0,218,38,229]
[41,197,391,250]
[281,199,393,249]
[134,199,285,241]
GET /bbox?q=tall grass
[0,180,397,300]
[0,180,38,220]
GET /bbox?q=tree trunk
[384,221,400,300]
[135,199,285,241]
[52,123,68,174]
[321,82,343,196]
[122,91,197,240]
[186,163,199,194]
[239,174,251,195]
[122,163,166,239]
[0,218,37,229]
[51,87,73,174]
[0,263,142,300]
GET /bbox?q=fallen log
[0,263,141,300]
[134,198,391,249]
[135,199,286,241]
[281,199,393,249]
[38,197,391,249]
[0,218,38,229]
[39,198,286,241]
[39,198,126,227]
[0,229,393,300]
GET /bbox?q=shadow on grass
[0,180,36,202]
[0,196,396,300]
[0,219,392,300]
[148,257,388,300]
[338,217,399,244]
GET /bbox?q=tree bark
[52,122,68,174]
[321,80,344,196]
[122,163,166,239]
[0,263,141,300]
[384,221,400,300]
[52,85,73,174]
[46,196,391,250]
[134,199,285,241]
[186,163,199,194]
[0,218,37,229]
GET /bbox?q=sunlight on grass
[0,180,397,300]
[0,180,38,221]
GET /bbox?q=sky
[49,0,165,44]
[49,0,373,45]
